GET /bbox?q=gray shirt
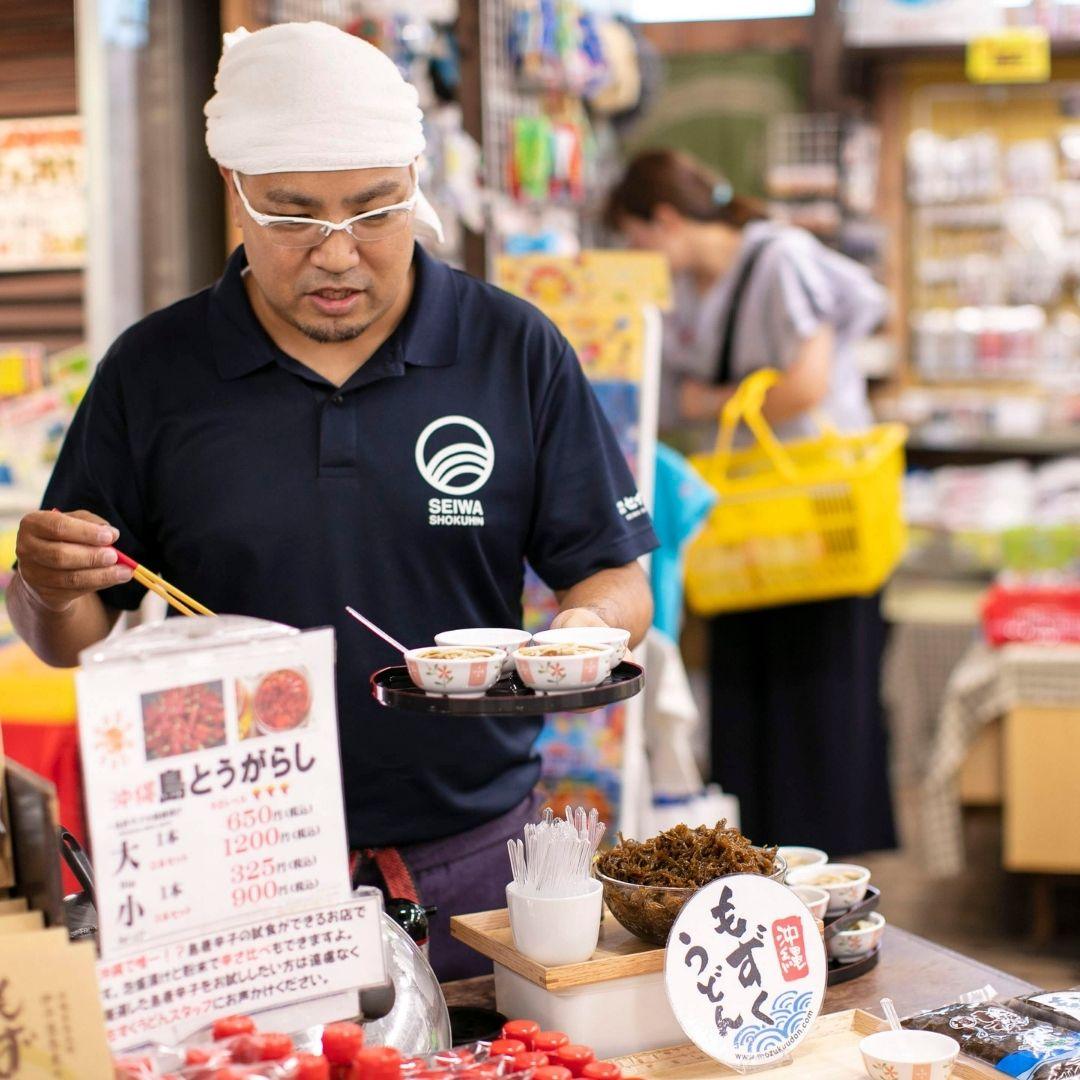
[661,221,886,448]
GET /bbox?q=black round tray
[828,945,880,985]
[370,661,645,715]
[824,884,883,985]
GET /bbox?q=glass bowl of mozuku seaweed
[594,821,785,946]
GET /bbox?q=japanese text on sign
[98,897,386,1051]
[664,875,827,1069]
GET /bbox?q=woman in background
[606,149,895,856]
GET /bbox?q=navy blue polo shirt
[43,244,658,847]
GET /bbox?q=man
[10,22,656,978]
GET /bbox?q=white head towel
[205,21,444,243]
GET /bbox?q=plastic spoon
[344,606,408,654]
[881,997,902,1033]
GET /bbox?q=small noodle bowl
[435,628,532,673]
[827,910,885,963]
[532,626,631,663]
[253,669,311,734]
[787,862,871,914]
[513,643,614,693]
[860,1030,959,1080]
[405,646,505,698]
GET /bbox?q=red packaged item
[501,1021,541,1051]
[213,1015,257,1040]
[259,1033,295,1061]
[488,1039,527,1057]
[350,1046,403,1080]
[982,584,1080,646]
[432,1049,474,1069]
[295,1054,332,1080]
[533,1068,572,1080]
[533,1033,570,1055]
[230,1035,263,1063]
[554,1047,594,1077]
[582,1064,620,1080]
[512,1052,550,1071]
[323,1022,365,1064]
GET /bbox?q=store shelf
[907,432,1080,456]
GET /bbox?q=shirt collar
[209,243,460,382]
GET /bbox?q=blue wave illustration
[731,990,814,1053]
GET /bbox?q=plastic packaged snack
[1009,991,1080,1035]
[904,1001,1080,1079]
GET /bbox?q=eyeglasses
[232,167,417,248]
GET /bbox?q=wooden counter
[443,925,1039,1020]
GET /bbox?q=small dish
[788,862,871,914]
[860,1029,959,1080]
[779,845,828,871]
[506,878,603,966]
[790,884,829,921]
[533,627,631,664]
[512,644,614,693]
[435,628,532,674]
[595,853,789,946]
[404,646,505,698]
[828,910,886,963]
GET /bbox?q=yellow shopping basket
[684,369,908,615]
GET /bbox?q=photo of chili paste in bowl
[141,680,227,761]
[253,668,312,735]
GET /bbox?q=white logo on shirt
[617,491,648,523]
[415,415,495,496]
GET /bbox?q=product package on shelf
[76,616,387,1051]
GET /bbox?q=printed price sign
[664,874,827,1070]
[76,620,369,1046]
[99,895,385,1051]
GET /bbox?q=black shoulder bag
[714,239,772,386]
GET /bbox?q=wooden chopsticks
[114,550,215,618]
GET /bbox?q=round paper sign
[664,874,827,1070]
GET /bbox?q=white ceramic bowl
[532,626,631,665]
[789,884,829,922]
[512,643,614,694]
[435,628,532,674]
[860,1029,959,1080]
[828,910,886,963]
[506,878,603,965]
[779,845,828,872]
[404,646,505,697]
[787,863,871,914]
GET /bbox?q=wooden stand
[608,1009,996,1078]
[451,908,663,991]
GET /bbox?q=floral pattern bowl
[859,1029,959,1080]
[828,910,886,963]
[404,646,506,698]
[787,862,872,914]
[512,643,614,693]
[532,626,631,664]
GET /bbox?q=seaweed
[595,821,776,888]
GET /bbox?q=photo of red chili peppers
[253,668,312,735]
[141,680,227,761]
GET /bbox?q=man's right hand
[14,510,134,614]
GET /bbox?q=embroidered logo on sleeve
[617,491,648,523]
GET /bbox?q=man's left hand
[549,607,610,631]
